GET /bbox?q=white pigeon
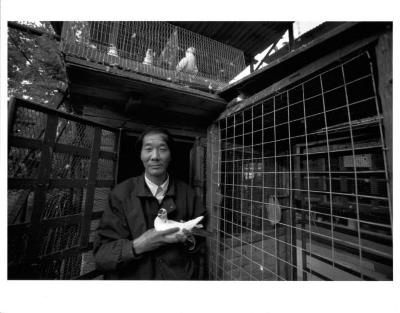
[143,48,155,65]
[107,44,118,57]
[154,208,204,239]
[176,47,198,75]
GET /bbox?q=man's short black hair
[135,128,175,157]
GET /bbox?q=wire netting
[207,51,392,281]
[61,21,246,90]
[11,106,47,139]
[8,99,119,279]
[57,118,95,148]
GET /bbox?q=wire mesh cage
[61,21,246,91]
[207,50,392,280]
[8,99,119,279]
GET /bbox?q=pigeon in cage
[176,47,198,75]
[107,44,118,57]
[158,28,179,69]
[154,208,204,239]
[143,48,155,65]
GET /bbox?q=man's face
[140,132,171,178]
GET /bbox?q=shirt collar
[144,173,169,197]
[133,173,175,198]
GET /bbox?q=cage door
[8,97,120,279]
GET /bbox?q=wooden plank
[206,123,221,279]
[8,178,37,189]
[54,142,91,157]
[66,56,227,102]
[9,136,43,150]
[70,84,127,102]
[82,106,207,138]
[374,30,393,220]
[13,97,117,131]
[189,137,206,206]
[218,33,380,120]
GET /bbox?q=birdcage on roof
[61,21,246,91]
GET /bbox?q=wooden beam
[12,97,116,131]
[70,84,127,102]
[9,136,43,151]
[374,28,393,220]
[82,105,207,138]
[66,56,226,103]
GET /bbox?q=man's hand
[132,227,186,255]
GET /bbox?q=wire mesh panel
[207,50,392,280]
[61,21,245,91]
[8,98,119,279]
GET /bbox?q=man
[94,128,206,279]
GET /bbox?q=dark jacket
[93,174,207,280]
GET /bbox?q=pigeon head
[157,208,168,221]
[186,47,196,54]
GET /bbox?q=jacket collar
[133,173,176,198]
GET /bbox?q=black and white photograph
[1,1,398,313]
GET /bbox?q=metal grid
[8,147,41,178]
[11,106,47,139]
[41,188,86,219]
[51,153,90,179]
[61,21,245,90]
[8,99,119,279]
[207,51,392,280]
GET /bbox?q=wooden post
[288,23,294,51]
[189,137,206,206]
[206,123,221,279]
[374,29,392,214]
